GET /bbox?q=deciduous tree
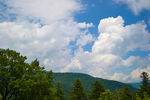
[0,49,55,100]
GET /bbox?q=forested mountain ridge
[53,72,137,96]
[1,49,150,100]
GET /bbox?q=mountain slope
[53,72,137,97]
[128,83,141,89]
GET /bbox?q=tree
[99,89,114,100]
[89,81,105,100]
[69,79,87,100]
[0,49,55,100]
[113,86,132,100]
[120,86,132,100]
[138,72,150,98]
[55,82,65,100]
[136,92,150,100]
[0,49,27,100]
[0,94,2,100]
[140,72,150,94]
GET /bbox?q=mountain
[53,72,137,97]
[128,83,141,89]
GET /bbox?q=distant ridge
[128,83,141,89]
[53,72,137,97]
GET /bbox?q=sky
[0,0,150,83]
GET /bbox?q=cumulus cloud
[61,58,82,72]
[4,0,82,24]
[111,73,130,82]
[0,0,94,71]
[1,0,150,82]
[76,34,94,46]
[93,16,150,56]
[0,20,94,70]
[114,0,150,15]
[91,16,150,82]
[62,16,150,82]
[131,67,150,82]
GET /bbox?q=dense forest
[0,49,150,100]
[53,72,137,98]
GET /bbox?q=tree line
[0,49,150,100]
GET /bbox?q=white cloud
[0,20,94,70]
[0,0,96,72]
[110,66,150,82]
[111,73,130,82]
[130,67,150,82]
[1,0,150,83]
[76,34,94,46]
[62,16,150,82]
[114,0,150,15]
[121,56,140,67]
[61,58,82,72]
[5,0,82,24]
[93,16,150,56]
[111,55,150,82]
[91,16,150,82]
[77,22,94,29]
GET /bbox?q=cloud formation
[4,0,82,24]
[114,0,150,15]
[0,0,96,72]
[62,16,150,82]
[0,0,150,82]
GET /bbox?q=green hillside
[53,72,137,97]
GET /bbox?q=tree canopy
[0,48,150,100]
[89,80,105,100]
[55,82,65,100]
[137,72,150,99]
[0,49,55,100]
[69,79,87,100]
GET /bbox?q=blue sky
[0,0,150,82]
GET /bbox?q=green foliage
[114,86,132,100]
[136,93,141,100]
[69,79,87,100]
[0,94,2,100]
[55,82,65,100]
[143,92,150,100]
[137,72,150,99]
[99,89,114,100]
[89,80,105,100]
[140,72,149,92]
[0,49,56,100]
[53,73,137,98]
[1,49,148,100]
[136,92,150,100]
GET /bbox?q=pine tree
[56,82,65,100]
[140,72,149,92]
[69,79,87,100]
[138,72,150,98]
[89,80,105,100]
